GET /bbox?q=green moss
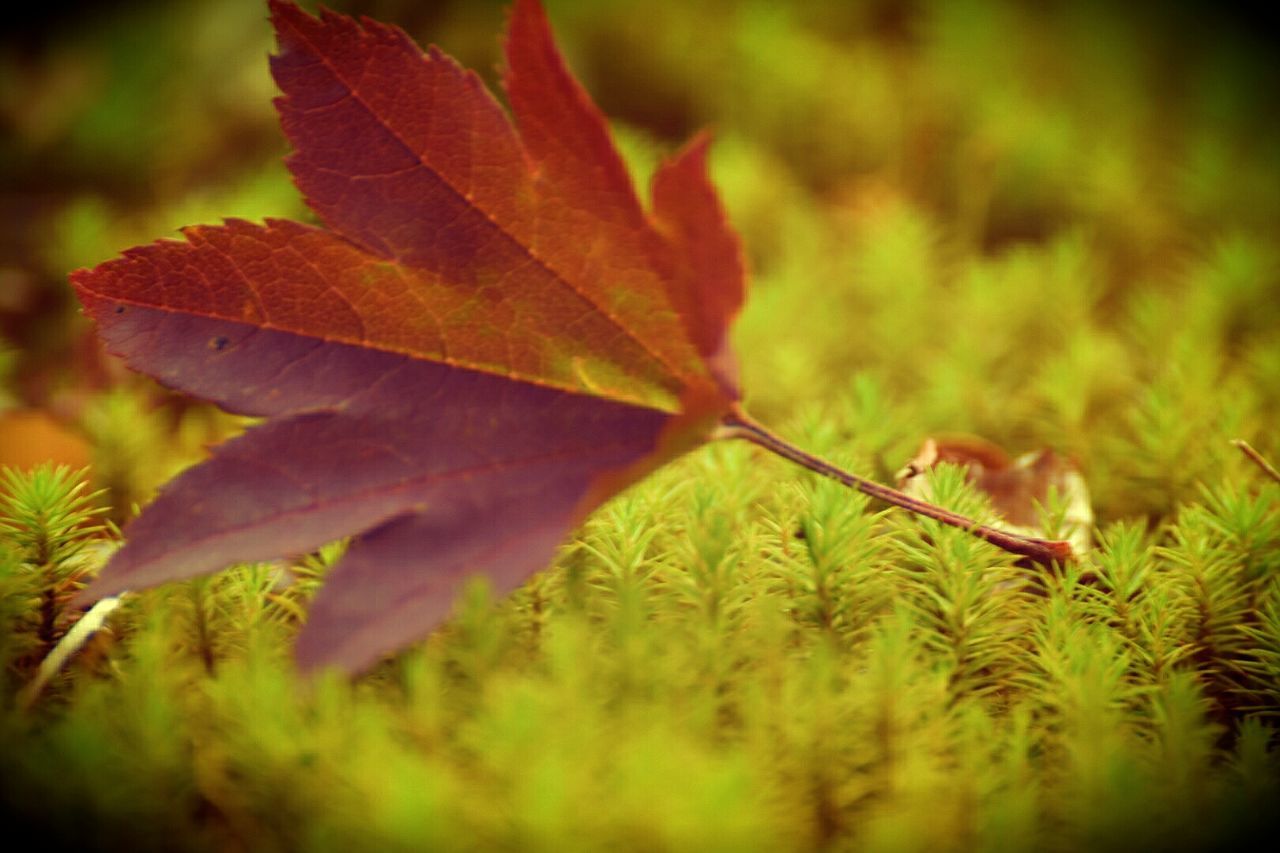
[6,445,1277,849]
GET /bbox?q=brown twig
[719,405,1073,566]
[1232,439,1280,484]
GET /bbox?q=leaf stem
[719,406,1073,565]
[18,594,124,711]
[1233,439,1280,485]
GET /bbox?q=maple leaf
[70,0,1070,674]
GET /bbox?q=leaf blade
[71,0,746,672]
[76,327,672,602]
[71,218,685,411]
[652,133,747,394]
[297,466,592,673]
[268,0,716,408]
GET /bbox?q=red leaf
[652,133,746,394]
[71,0,1073,673]
[71,0,742,672]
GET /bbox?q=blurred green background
[1,0,1277,520]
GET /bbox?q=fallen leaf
[71,0,1070,673]
[896,435,1093,555]
[70,0,740,672]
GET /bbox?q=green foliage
[0,464,105,567]
[0,544,34,689]
[0,464,107,684]
[3,452,1278,850]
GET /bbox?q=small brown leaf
[897,435,1092,554]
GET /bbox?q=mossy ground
[2,1,1279,850]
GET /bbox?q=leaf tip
[501,0,560,87]
[266,0,302,28]
[67,266,93,294]
[69,576,116,611]
[293,623,378,677]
